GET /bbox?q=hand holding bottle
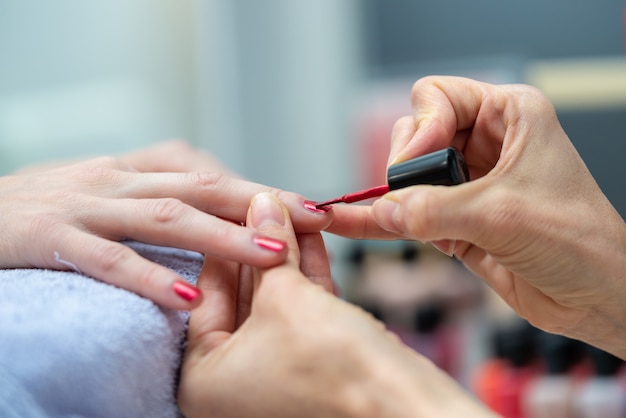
[328,76,626,359]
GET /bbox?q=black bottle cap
[387,147,469,190]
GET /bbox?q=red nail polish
[173,281,201,302]
[254,235,287,252]
[304,200,331,213]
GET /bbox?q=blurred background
[2,1,626,415]
[2,1,625,208]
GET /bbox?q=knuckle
[391,115,415,137]
[412,75,438,95]
[186,170,226,190]
[514,84,546,101]
[509,84,556,116]
[91,242,133,274]
[75,157,126,186]
[146,198,189,224]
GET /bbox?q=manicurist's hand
[332,76,626,358]
[0,144,332,310]
[178,192,495,418]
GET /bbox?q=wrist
[566,213,626,359]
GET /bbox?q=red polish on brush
[314,184,390,208]
[315,147,469,209]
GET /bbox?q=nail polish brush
[315,147,469,208]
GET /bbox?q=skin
[178,192,497,418]
[0,140,333,310]
[326,76,626,359]
[177,76,626,416]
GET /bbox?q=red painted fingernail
[254,235,287,252]
[173,281,201,302]
[304,200,331,213]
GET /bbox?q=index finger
[389,76,493,165]
[120,170,334,234]
[323,204,405,240]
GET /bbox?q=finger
[245,193,312,305]
[390,76,493,165]
[85,197,290,269]
[46,228,202,310]
[236,264,254,328]
[388,115,417,166]
[371,180,489,246]
[296,232,333,292]
[120,139,238,176]
[323,204,406,240]
[111,170,333,234]
[246,193,300,270]
[186,255,241,352]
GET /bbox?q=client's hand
[178,193,494,418]
[0,143,332,310]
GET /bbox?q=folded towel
[0,241,203,418]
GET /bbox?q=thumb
[371,180,487,246]
[248,193,334,299]
[247,193,299,270]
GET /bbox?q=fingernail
[250,193,285,228]
[173,280,201,302]
[303,200,332,214]
[372,198,402,233]
[253,235,287,253]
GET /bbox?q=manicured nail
[250,193,285,227]
[303,200,332,213]
[253,235,287,252]
[173,281,201,302]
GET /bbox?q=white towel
[0,241,203,418]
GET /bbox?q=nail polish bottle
[573,346,626,418]
[521,332,585,418]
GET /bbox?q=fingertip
[149,278,204,311]
[253,234,288,255]
[248,193,288,229]
[248,193,305,271]
[293,198,334,232]
[173,280,203,305]
[303,200,332,214]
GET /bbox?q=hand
[0,149,332,310]
[366,76,626,357]
[14,139,235,176]
[178,192,494,418]
[119,139,238,176]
